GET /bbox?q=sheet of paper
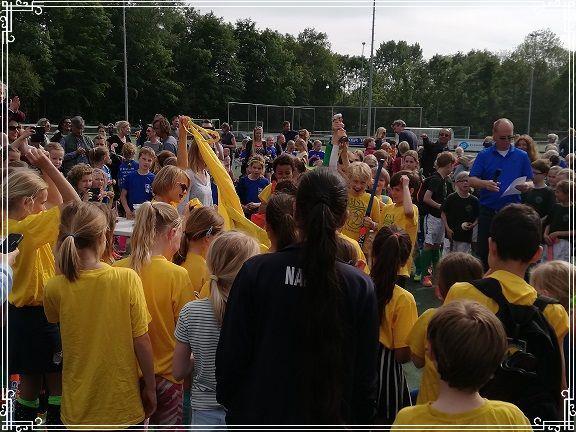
[501,176,527,197]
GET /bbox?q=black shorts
[8,303,62,375]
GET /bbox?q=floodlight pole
[359,42,366,133]
[366,0,376,137]
[527,67,534,135]
[122,2,129,121]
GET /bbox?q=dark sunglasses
[8,125,21,131]
[177,182,188,193]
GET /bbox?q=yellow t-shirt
[180,252,208,296]
[446,270,569,342]
[258,183,273,204]
[406,308,439,404]
[342,192,382,241]
[7,206,60,307]
[379,202,419,277]
[44,265,149,426]
[336,232,370,275]
[198,279,211,299]
[393,399,531,430]
[379,285,418,349]
[115,256,193,382]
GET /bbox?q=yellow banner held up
[179,117,270,250]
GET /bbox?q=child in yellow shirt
[370,226,418,424]
[378,170,420,287]
[44,201,155,427]
[341,162,381,241]
[5,148,80,425]
[394,300,531,430]
[407,252,483,405]
[174,206,225,298]
[114,201,193,425]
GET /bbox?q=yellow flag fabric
[180,118,270,250]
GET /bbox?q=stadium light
[359,42,366,131]
[366,0,376,137]
[122,2,129,121]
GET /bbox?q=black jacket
[421,136,448,178]
[216,244,379,425]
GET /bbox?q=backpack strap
[533,295,560,312]
[469,278,509,309]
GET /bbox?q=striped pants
[375,344,412,425]
[149,376,183,425]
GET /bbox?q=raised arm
[177,116,189,170]
[25,147,80,205]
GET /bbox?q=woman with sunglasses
[151,166,191,208]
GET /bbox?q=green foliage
[7,5,571,137]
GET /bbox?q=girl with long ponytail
[4,148,79,425]
[370,225,418,424]
[216,167,379,425]
[173,231,260,426]
[114,201,193,425]
[174,206,224,298]
[44,201,156,427]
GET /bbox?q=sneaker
[422,275,433,287]
[413,273,422,282]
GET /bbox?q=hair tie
[209,274,219,282]
[66,233,76,240]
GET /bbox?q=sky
[191,0,574,59]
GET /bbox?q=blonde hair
[44,142,64,153]
[548,165,562,176]
[398,141,410,155]
[151,165,189,197]
[92,202,117,264]
[347,161,372,183]
[92,168,105,182]
[206,231,260,324]
[116,120,130,132]
[294,138,307,152]
[139,146,156,160]
[174,206,224,265]
[122,142,137,159]
[130,201,181,273]
[402,150,420,166]
[3,168,48,209]
[557,168,574,181]
[375,127,386,139]
[530,260,574,310]
[56,201,108,282]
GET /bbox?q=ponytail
[206,231,260,324]
[295,168,348,424]
[265,193,298,250]
[56,201,108,282]
[370,226,412,320]
[131,201,181,272]
[174,206,224,265]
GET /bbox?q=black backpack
[470,278,563,422]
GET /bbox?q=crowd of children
[1,114,574,429]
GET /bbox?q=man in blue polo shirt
[469,118,534,269]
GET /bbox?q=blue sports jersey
[123,171,155,209]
